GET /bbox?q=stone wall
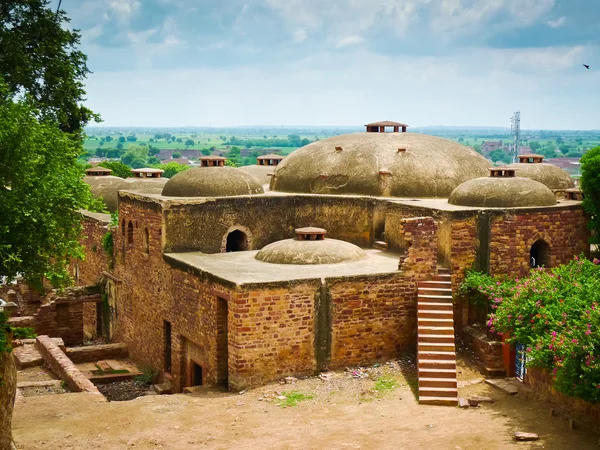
[521,368,600,434]
[77,212,112,286]
[489,207,590,277]
[66,343,129,363]
[36,335,103,396]
[228,282,319,389]
[461,326,504,375]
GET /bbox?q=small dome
[161,167,264,197]
[505,163,575,190]
[84,176,125,212]
[256,232,367,265]
[238,165,274,185]
[270,132,490,197]
[448,177,556,208]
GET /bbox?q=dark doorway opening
[96,302,103,338]
[530,240,550,268]
[216,297,229,385]
[164,320,172,373]
[192,362,203,386]
[226,230,248,252]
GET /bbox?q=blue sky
[51,0,600,129]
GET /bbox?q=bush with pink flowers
[460,256,600,402]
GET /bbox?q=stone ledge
[8,316,35,328]
[66,343,129,363]
[35,335,104,398]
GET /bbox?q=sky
[50,0,600,129]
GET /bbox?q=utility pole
[510,111,521,163]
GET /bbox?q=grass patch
[91,369,130,376]
[373,376,398,394]
[277,391,314,407]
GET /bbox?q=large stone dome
[448,177,556,208]
[162,167,264,197]
[238,165,273,185]
[256,238,367,265]
[505,163,575,190]
[270,132,490,197]
[84,176,125,212]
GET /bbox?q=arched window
[127,221,134,246]
[530,240,550,268]
[143,228,150,254]
[226,230,248,252]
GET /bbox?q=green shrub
[462,256,600,402]
[11,327,36,339]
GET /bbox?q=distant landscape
[84,126,600,178]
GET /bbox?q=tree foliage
[98,161,133,178]
[581,146,600,244]
[0,85,98,286]
[0,0,99,134]
[152,162,189,178]
[461,257,600,403]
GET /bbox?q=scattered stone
[236,401,244,407]
[458,398,470,409]
[485,378,519,395]
[284,376,297,384]
[468,395,494,403]
[468,399,481,407]
[238,390,246,395]
[276,395,287,401]
[514,432,539,441]
[319,372,335,381]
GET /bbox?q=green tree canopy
[581,146,600,244]
[0,86,99,285]
[172,152,181,158]
[154,162,190,178]
[99,161,133,178]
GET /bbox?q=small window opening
[192,362,203,386]
[56,304,70,328]
[127,221,134,246]
[164,320,172,373]
[226,230,248,252]
[530,240,550,268]
[143,228,150,254]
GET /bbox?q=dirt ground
[12,356,600,450]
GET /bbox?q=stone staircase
[417,267,458,406]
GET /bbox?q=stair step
[418,333,455,343]
[417,294,453,300]
[418,368,457,378]
[431,275,451,282]
[418,290,453,297]
[418,319,455,328]
[418,359,457,370]
[418,302,453,311]
[418,281,452,288]
[437,268,451,274]
[418,342,455,352]
[418,310,454,319]
[418,351,456,361]
[418,326,455,336]
[418,377,458,388]
[418,396,458,406]
[419,387,458,398]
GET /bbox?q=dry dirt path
[12,360,600,450]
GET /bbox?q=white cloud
[489,45,585,73]
[293,29,308,43]
[546,16,566,28]
[107,0,141,24]
[335,35,365,49]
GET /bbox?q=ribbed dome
[84,176,125,212]
[448,177,556,208]
[162,167,264,197]
[255,238,367,265]
[270,132,490,197]
[505,163,575,190]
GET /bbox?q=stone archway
[530,239,551,268]
[221,225,253,253]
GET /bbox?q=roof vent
[85,167,113,177]
[365,121,408,133]
[335,146,343,152]
[518,154,545,164]
[199,156,227,167]
[257,154,284,166]
[295,227,326,241]
[397,147,407,153]
[564,188,584,201]
[489,167,516,178]
[131,168,164,178]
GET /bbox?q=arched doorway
[530,240,550,268]
[226,229,248,252]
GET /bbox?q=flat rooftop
[165,249,400,286]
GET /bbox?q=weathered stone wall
[65,343,129,364]
[228,282,319,389]
[159,194,386,253]
[521,368,600,434]
[77,212,112,286]
[461,326,504,375]
[489,207,590,277]
[36,335,103,396]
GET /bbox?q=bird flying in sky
[583,64,590,69]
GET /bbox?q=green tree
[529,141,541,152]
[488,148,511,164]
[118,136,126,143]
[148,145,160,156]
[156,162,190,178]
[95,147,107,157]
[126,135,137,142]
[104,135,113,142]
[202,148,212,156]
[176,137,183,143]
[185,139,195,147]
[172,152,181,158]
[99,161,133,178]
[0,0,99,134]
[580,146,600,244]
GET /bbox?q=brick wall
[490,208,590,278]
[521,368,600,434]
[78,213,111,286]
[228,282,318,389]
